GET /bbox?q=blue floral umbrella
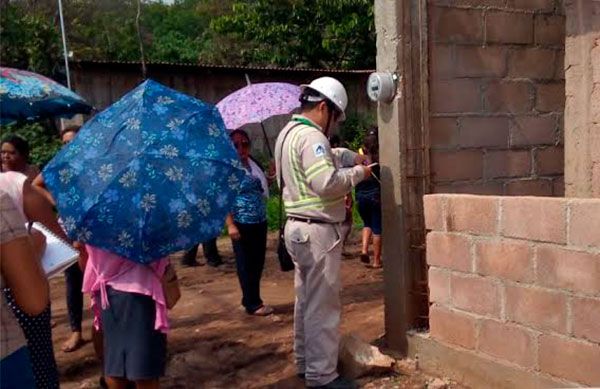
[42,80,245,263]
[0,67,92,125]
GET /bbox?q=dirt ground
[49,231,455,389]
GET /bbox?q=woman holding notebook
[0,189,50,388]
[0,171,63,388]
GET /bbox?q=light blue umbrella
[43,79,245,263]
[0,67,92,125]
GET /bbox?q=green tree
[210,0,375,69]
[0,3,62,77]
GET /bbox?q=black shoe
[206,258,223,267]
[314,376,358,389]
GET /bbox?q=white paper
[29,222,79,278]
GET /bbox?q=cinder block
[486,11,533,44]
[430,44,454,80]
[478,320,536,368]
[484,81,533,114]
[431,6,484,44]
[509,48,556,79]
[485,150,532,179]
[501,197,566,243]
[504,179,554,196]
[431,150,484,182]
[446,195,499,235]
[431,79,481,113]
[537,245,600,295]
[534,146,564,176]
[426,231,472,272]
[506,0,555,12]
[539,334,600,386]
[424,194,446,231]
[455,46,507,77]
[510,115,558,147]
[505,284,567,333]
[451,274,501,317]
[536,82,565,112]
[430,305,477,349]
[430,117,458,149]
[429,267,451,304]
[535,14,566,46]
[459,117,509,148]
[475,239,533,282]
[572,297,600,344]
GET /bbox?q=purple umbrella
[216,82,301,156]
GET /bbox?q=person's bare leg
[360,227,372,263]
[61,330,84,352]
[105,377,129,389]
[372,235,382,267]
[136,379,160,389]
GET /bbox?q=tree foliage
[211,0,375,69]
[0,2,62,78]
[1,0,374,72]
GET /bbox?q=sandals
[366,263,383,269]
[249,305,274,316]
[360,254,370,264]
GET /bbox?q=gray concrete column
[375,0,411,353]
[564,0,600,197]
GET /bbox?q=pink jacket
[82,245,170,333]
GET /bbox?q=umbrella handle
[260,122,273,158]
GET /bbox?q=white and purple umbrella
[216,82,301,156]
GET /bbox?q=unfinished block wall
[424,194,600,387]
[428,0,565,196]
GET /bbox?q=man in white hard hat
[274,77,371,389]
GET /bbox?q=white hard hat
[300,77,348,121]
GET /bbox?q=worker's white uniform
[274,115,365,387]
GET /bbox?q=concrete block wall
[424,194,600,387]
[428,1,566,196]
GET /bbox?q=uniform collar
[292,114,322,131]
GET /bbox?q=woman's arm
[1,232,50,316]
[225,214,240,240]
[31,173,56,206]
[22,181,69,242]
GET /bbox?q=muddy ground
[49,232,457,389]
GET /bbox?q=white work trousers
[285,219,343,387]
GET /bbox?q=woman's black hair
[363,127,379,163]
[1,134,30,161]
[229,128,250,143]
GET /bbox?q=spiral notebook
[29,222,79,278]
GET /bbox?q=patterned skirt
[2,288,59,389]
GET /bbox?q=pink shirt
[82,245,170,333]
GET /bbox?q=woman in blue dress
[225,129,273,316]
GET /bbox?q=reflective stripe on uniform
[288,126,314,197]
[305,159,334,182]
[284,195,344,211]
